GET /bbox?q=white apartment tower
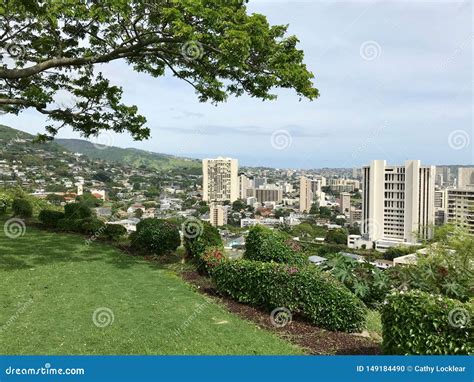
[362,160,436,245]
[339,192,351,218]
[209,203,228,227]
[447,189,474,235]
[457,167,474,190]
[299,176,326,213]
[239,174,252,199]
[202,157,239,203]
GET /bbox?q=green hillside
[0,124,200,171]
[55,138,200,171]
[0,224,302,355]
[0,124,65,157]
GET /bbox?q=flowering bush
[201,247,227,274]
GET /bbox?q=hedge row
[382,290,473,355]
[244,225,308,266]
[210,259,367,332]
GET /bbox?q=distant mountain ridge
[54,138,200,171]
[0,125,200,171]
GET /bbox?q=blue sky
[2,0,473,168]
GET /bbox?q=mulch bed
[180,270,382,355]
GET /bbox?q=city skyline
[1,0,472,168]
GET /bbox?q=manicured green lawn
[0,224,302,355]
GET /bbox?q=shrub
[382,290,473,355]
[183,220,223,259]
[386,228,473,302]
[64,203,92,220]
[102,224,127,241]
[324,254,389,308]
[80,217,105,235]
[38,210,65,228]
[200,246,227,275]
[244,225,308,266]
[211,259,366,332]
[0,193,11,215]
[12,198,33,218]
[131,218,181,255]
[325,229,347,245]
[57,218,84,232]
[383,245,413,261]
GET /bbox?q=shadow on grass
[0,226,177,272]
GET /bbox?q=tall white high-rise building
[202,157,239,203]
[299,176,326,213]
[457,167,474,190]
[447,189,474,235]
[434,188,448,225]
[339,192,351,218]
[239,174,252,199]
[362,160,436,246]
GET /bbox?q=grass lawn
[0,224,302,355]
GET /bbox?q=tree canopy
[0,0,319,140]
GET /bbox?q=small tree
[183,221,222,259]
[81,218,105,235]
[46,194,66,206]
[0,193,11,215]
[2,2,317,140]
[64,202,93,220]
[131,218,181,255]
[232,200,246,212]
[39,210,65,228]
[12,198,33,218]
[387,226,473,302]
[325,229,347,245]
[102,224,127,241]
